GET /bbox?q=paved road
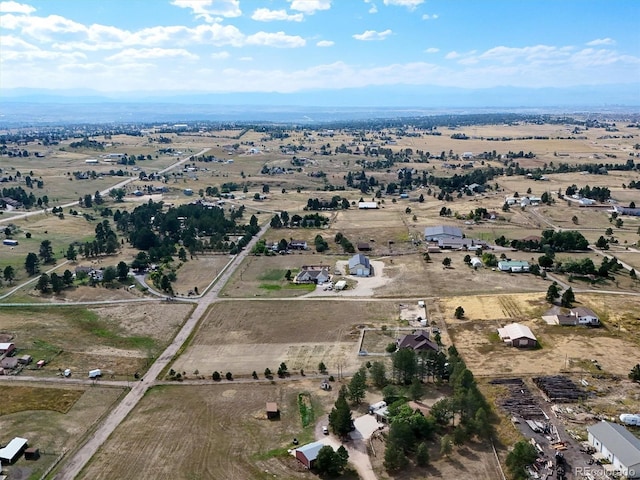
[53,222,269,480]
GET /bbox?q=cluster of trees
[1,186,47,209]
[269,211,329,229]
[334,232,355,254]
[546,282,575,307]
[304,196,350,211]
[497,230,589,254]
[565,184,611,202]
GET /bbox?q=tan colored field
[445,292,640,377]
[0,383,125,478]
[0,303,191,378]
[171,253,232,296]
[78,382,337,480]
[171,299,397,376]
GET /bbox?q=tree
[348,366,367,404]
[538,255,554,269]
[63,269,74,286]
[463,254,471,264]
[392,348,417,384]
[560,287,575,308]
[102,266,117,284]
[384,444,408,472]
[264,367,272,378]
[408,378,424,401]
[277,362,288,377]
[440,434,453,457]
[629,364,640,382]
[25,252,40,276]
[318,361,327,374]
[315,445,348,476]
[546,282,560,303]
[454,306,465,319]
[506,440,538,480]
[39,239,55,264]
[442,257,452,268]
[178,247,187,262]
[212,371,221,381]
[370,361,388,388]
[416,442,430,467]
[3,265,15,285]
[474,407,493,439]
[50,272,64,293]
[328,386,353,438]
[108,188,126,201]
[596,236,609,250]
[117,261,129,281]
[36,273,50,293]
[225,372,233,380]
[66,244,77,261]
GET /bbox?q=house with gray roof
[348,254,371,277]
[587,421,640,478]
[294,265,330,284]
[424,226,463,242]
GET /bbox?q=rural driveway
[53,221,269,480]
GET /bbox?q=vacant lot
[0,383,125,479]
[78,382,339,480]
[171,299,398,376]
[0,303,191,379]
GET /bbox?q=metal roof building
[295,441,329,469]
[424,225,463,241]
[497,323,537,348]
[587,421,640,478]
[0,437,28,464]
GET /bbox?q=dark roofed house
[397,330,439,352]
[288,240,308,250]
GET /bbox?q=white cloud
[0,1,35,14]
[251,8,304,22]
[106,48,198,62]
[422,13,438,20]
[353,29,392,41]
[383,0,423,8]
[171,0,241,21]
[239,56,253,61]
[210,51,230,60]
[424,47,439,53]
[245,31,306,48]
[586,38,615,46]
[369,4,378,13]
[316,40,334,47]
[287,0,331,15]
[445,51,460,59]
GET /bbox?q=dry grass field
[78,382,339,480]
[171,299,398,376]
[0,383,125,479]
[0,303,191,379]
[445,292,640,377]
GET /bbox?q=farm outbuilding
[266,402,280,420]
[587,421,640,478]
[0,357,18,369]
[424,225,463,242]
[295,441,328,469]
[0,437,28,464]
[0,343,15,356]
[24,447,40,460]
[2,239,18,246]
[497,260,530,272]
[358,202,378,209]
[498,323,537,348]
[348,254,371,277]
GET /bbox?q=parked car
[322,426,329,435]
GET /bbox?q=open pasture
[171,299,397,376]
[0,383,125,479]
[78,382,336,480]
[0,303,191,379]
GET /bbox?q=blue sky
[0,0,639,103]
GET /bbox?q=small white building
[358,201,378,209]
[470,257,483,269]
[587,421,640,478]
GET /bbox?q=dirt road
[53,222,269,480]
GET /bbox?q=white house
[587,421,640,479]
[558,307,600,326]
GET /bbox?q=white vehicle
[620,414,640,426]
[63,368,71,377]
[322,426,329,435]
[89,369,102,379]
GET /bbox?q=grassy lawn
[0,386,84,415]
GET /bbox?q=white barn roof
[498,323,536,342]
[0,437,28,462]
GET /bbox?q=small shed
[24,447,40,460]
[18,355,32,365]
[357,242,371,251]
[266,402,280,420]
[295,441,328,469]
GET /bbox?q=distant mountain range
[1,84,638,125]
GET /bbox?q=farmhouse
[348,254,371,277]
[294,266,330,284]
[2,239,18,246]
[0,343,15,356]
[295,441,328,469]
[0,437,28,464]
[397,330,439,352]
[557,307,600,326]
[497,323,537,348]
[358,201,378,209]
[424,226,463,242]
[288,240,308,250]
[587,421,640,479]
[498,260,530,272]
